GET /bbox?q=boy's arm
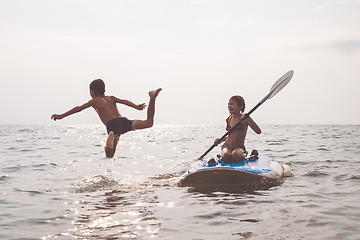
[51,100,93,121]
[111,96,146,110]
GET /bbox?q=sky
[1,0,359,125]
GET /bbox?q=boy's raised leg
[132,88,162,130]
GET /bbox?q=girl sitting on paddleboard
[214,95,261,163]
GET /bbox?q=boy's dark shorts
[106,117,134,136]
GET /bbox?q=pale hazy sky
[1,0,359,125]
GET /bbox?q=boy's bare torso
[90,96,121,125]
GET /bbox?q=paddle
[198,70,294,160]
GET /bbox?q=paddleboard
[179,155,291,190]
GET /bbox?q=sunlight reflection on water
[1,125,360,239]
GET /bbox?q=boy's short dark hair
[90,79,105,96]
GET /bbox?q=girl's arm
[246,117,261,134]
[214,136,228,145]
[111,96,146,110]
[51,101,93,121]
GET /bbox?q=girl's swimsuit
[221,143,246,152]
[226,115,245,131]
[106,117,134,136]
[223,115,246,152]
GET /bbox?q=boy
[51,79,162,158]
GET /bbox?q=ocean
[1,124,360,240]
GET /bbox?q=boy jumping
[51,79,162,158]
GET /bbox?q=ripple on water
[1,124,360,240]
[0,175,9,181]
[302,170,329,177]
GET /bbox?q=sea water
[1,124,360,240]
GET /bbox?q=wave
[302,171,329,177]
[72,175,119,193]
[0,175,9,181]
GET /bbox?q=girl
[215,95,261,163]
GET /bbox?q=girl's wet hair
[230,95,245,112]
[90,79,105,96]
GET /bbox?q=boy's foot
[106,131,115,150]
[149,88,162,99]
